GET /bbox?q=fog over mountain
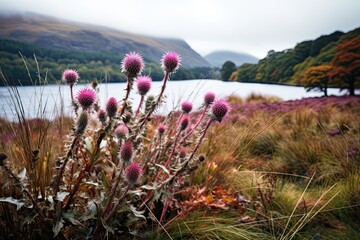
[204,51,259,67]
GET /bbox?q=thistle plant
[62,69,79,102]
[0,51,230,239]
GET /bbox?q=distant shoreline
[0,79,349,90]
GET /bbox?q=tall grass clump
[0,51,232,239]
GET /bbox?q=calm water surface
[0,79,344,120]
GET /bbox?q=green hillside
[0,13,219,85]
[0,39,217,85]
[231,27,360,89]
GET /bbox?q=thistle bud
[120,141,133,162]
[115,124,129,139]
[125,162,142,185]
[97,109,106,124]
[76,111,88,136]
[180,116,190,131]
[181,100,193,114]
[106,97,118,118]
[211,99,230,122]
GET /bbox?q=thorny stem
[54,136,78,195]
[105,184,131,222]
[102,162,125,218]
[119,77,134,118]
[186,119,213,164]
[181,105,209,145]
[91,121,112,164]
[140,119,213,210]
[63,164,88,210]
[155,128,182,182]
[70,85,74,102]
[135,95,145,116]
[170,113,183,136]
[159,186,174,223]
[138,72,170,131]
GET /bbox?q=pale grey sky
[1,0,360,58]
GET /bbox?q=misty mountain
[0,12,210,68]
[204,50,259,67]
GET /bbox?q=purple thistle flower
[115,124,129,139]
[121,52,144,78]
[62,69,79,86]
[120,141,133,162]
[157,124,166,135]
[98,109,106,124]
[136,75,152,96]
[180,116,190,131]
[106,97,118,118]
[204,92,216,106]
[211,99,230,122]
[161,51,181,73]
[181,100,193,114]
[125,162,142,184]
[76,88,96,109]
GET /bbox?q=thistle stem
[187,119,213,163]
[70,85,74,102]
[54,136,78,195]
[102,161,125,218]
[155,128,182,182]
[138,72,170,130]
[105,184,130,222]
[159,186,174,223]
[119,77,134,118]
[181,105,208,144]
[135,95,145,116]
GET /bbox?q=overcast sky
[1,0,360,58]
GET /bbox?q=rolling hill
[204,50,258,67]
[0,12,210,68]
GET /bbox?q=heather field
[0,53,359,239]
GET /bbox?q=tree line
[221,27,359,95]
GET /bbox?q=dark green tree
[220,61,236,81]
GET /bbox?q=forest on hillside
[0,39,218,85]
[227,27,360,95]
